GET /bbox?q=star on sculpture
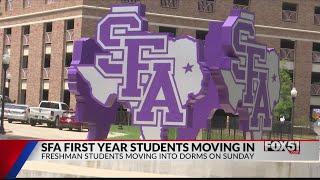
[183,63,194,74]
[272,73,277,82]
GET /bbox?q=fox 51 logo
[264,141,300,154]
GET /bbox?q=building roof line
[0,5,109,21]
[0,5,319,35]
[147,12,320,35]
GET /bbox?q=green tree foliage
[273,62,293,120]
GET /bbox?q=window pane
[65,53,73,67]
[280,39,295,49]
[66,19,74,30]
[19,89,27,104]
[159,26,176,37]
[282,2,297,11]
[46,22,52,32]
[313,42,320,52]
[5,28,11,35]
[315,7,320,14]
[311,72,320,84]
[44,54,51,68]
[63,90,70,106]
[233,0,249,6]
[23,26,30,35]
[196,30,208,40]
[22,56,28,69]
[42,90,49,101]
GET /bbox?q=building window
[23,0,31,8]
[45,0,55,4]
[233,0,249,6]
[314,7,320,25]
[5,0,13,11]
[312,42,320,63]
[19,80,27,104]
[159,26,176,37]
[196,30,208,40]
[65,53,73,67]
[280,39,295,61]
[282,2,298,23]
[66,19,74,30]
[311,72,320,84]
[20,89,27,104]
[4,46,11,55]
[313,42,320,52]
[63,90,70,106]
[45,23,52,44]
[311,73,320,95]
[22,26,30,46]
[233,0,250,10]
[161,0,179,9]
[4,28,12,46]
[4,28,11,35]
[42,89,49,101]
[281,39,295,49]
[44,54,51,68]
[22,56,28,69]
[121,0,140,3]
[42,81,49,101]
[198,0,215,13]
[23,25,30,35]
[46,22,52,32]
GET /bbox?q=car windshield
[4,104,28,110]
[4,104,13,108]
[10,105,28,110]
[40,102,60,109]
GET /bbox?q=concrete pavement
[18,161,186,178]
[0,121,126,139]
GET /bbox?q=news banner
[21,140,319,161]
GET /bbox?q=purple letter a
[135,63,186,126]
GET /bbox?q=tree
[273,62,293,121]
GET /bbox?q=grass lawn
[107,125,317,140]
[107,125,178,140]
[108,125,140,140]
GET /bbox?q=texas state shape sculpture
[68,4,280,140]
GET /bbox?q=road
[0,120,125,140]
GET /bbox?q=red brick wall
[8,27,22,103]
[49,20,65,101]
[26,23,44,106]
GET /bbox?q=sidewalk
[18,161,186,178]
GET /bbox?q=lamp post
[290,87,298,140]
[280,116,285,140]
[0,53,10,135]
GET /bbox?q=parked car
[5,104,29,124]
[58,111,88,131]
[29,101,69,128]
[0,103,13,119]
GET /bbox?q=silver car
[5,104,30,124]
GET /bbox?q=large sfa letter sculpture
[178,10,280,139]
[68,4,280,140]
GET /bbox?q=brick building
[0,0,319,123]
